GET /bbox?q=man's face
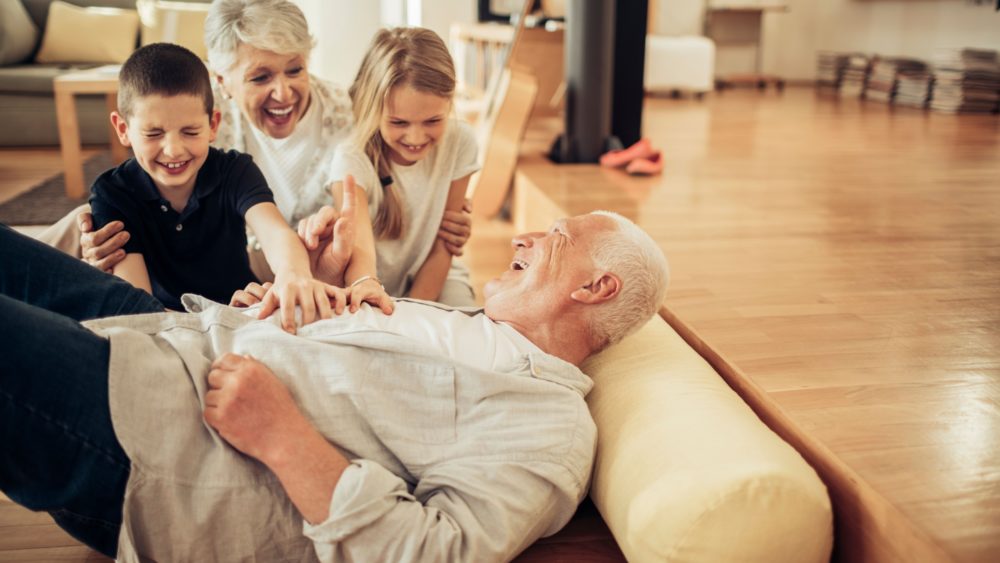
[484,214,616,322]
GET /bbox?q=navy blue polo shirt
[90,148,275,310]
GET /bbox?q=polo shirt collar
[130,149,223,218]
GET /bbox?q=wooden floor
[2,88,998,561]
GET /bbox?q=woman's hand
[257,273,350,333]
[79,211,130,272]
[438,199,472,256]
[349,277,394,315]
[230,281,272,308]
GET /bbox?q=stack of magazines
[895,70,934,108]
[930,48,1000,113]
[839,53,872,98]
[865,57,927,104]
[816,51,849,92]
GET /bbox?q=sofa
[0,0,209,147]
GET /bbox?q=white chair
[645,35,716,98]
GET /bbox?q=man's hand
[438,199,472,257]
[203,353,312,464]
[297,176,358,285]
[79,211,129,272]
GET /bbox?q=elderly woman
[39,0,474,305]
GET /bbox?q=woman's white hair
[204,0,315,75]
[587,211,670,350]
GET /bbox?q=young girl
[315,27,479,308]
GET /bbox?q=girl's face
[218,44,311,140]
[380,84,450,166]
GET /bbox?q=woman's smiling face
[218,44,311,139]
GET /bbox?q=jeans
[0,224,164,557]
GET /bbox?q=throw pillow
[0,0,40,65]
[35,0,140,64]
[137,0,210,60]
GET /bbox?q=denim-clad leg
[0,294,128,557]
[0,223,163,320]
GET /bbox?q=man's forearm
[264,422,350,524]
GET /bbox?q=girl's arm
[112,253,154,295]
[407,174,472,301]
[328,178,393,314]
[244,202,336,333]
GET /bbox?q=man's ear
[570,273,622,304]
[109,112,131,147]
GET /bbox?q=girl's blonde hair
[348,27,456,240]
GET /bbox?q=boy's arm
[112,253,154,295]
[244,202,334,332]
[407,175,472,301]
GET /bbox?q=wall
[761,0,1000,80]
[292,0,475,86]
[651,0,1000,81]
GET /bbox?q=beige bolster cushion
[35,0,139,65]
[581,316,834,562]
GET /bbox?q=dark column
[611,0,648,147]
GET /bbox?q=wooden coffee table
[53,65,129,198]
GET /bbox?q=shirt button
[160,205,168,212]
[175,224,183,232]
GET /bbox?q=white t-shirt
[328,119,480,298]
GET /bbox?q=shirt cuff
[302,459,415,544]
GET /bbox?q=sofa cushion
[0,0,39,65]
[582,315,834,562]
[0,64,103,94]
[35,0,139,64]
[137,0,210,60]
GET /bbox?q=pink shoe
[600,138,656,168]
[625,152,664,175]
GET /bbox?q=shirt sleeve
[89,175,144,255]
[328,144,383,213]
[450,120,480,181]
[227,152,276,217]
[302,457,583,562]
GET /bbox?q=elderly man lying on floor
[0,210,669,562]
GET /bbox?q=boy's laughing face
[112,94,220,198]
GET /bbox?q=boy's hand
[258,273,350,333]
[79,211,130,272]
[296,176,358,285]
[438,199,472,257]
[349,277,395,315]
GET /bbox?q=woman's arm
[407,175,472,301]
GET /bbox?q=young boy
[90,43,334,332]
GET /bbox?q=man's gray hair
[204,0,315,75]
[587,211,670,350]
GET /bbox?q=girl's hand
[296,177,358,285]
[438,199,472,257]
[349,277,395,315]
[258,273,349,332]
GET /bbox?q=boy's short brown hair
[117,43,214,119]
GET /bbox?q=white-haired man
[0,211,668,562]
